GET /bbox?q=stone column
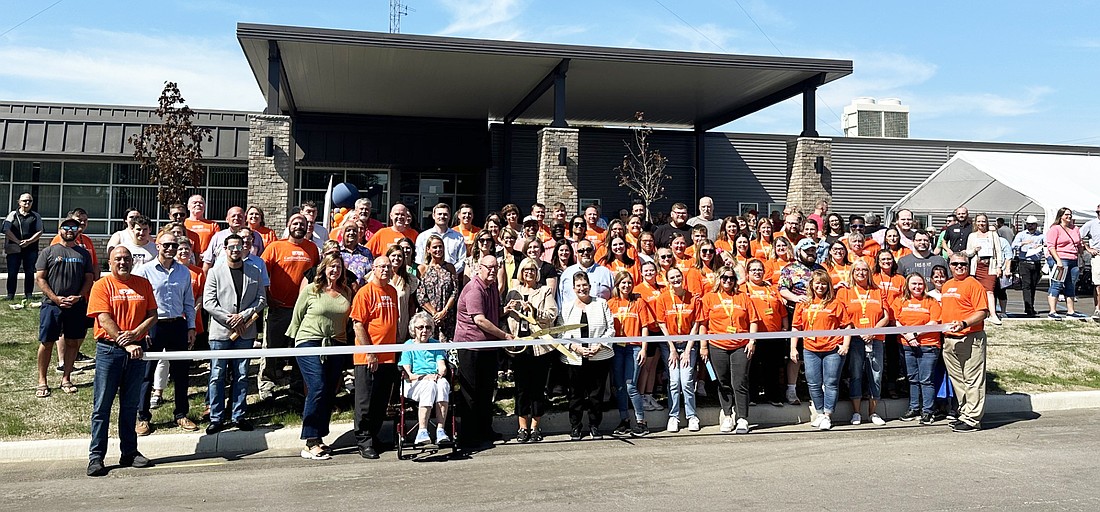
[535,127,579,214]
[248,114,294,230]
[786,137,832,215]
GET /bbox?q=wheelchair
[391,365,458,460]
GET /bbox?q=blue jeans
[90,342,147,462]
[903,345,939,413]
[661,343,698,420]
[1047,257,1079,298]
[296,340,350,440]
[848,336,883,400]
[208,338,253,424]
[803,348,843,414]
[612,344,645,421]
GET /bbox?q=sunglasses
[226,244,243,251]
[60,225,80,231]
[850,224,865,230]
[719,275,736,281]
[477,238,493,243]
[949,262,969,267]
[658,254,673,259]
[576,248,594,254]
[699,249,714,254]
[161,242,179,249]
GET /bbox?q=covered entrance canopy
[892,151,1100,227]
[236,23,852,132]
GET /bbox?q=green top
[287,286,352,345]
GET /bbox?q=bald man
[202,206,263,273]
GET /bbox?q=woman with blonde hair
[503,257,559,443]
[607,270,655,436]
[698,265,761,434]
[893,273,942,425]
[962,213,1006,323]
[837,258,890,426]
[790,269,850,431]
[288,254,353,460]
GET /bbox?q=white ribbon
[143,324,947,361]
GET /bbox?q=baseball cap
[59,217,81,228]
[795,238,817,253]
[1025,215,1039,224]
[522,215,539,226]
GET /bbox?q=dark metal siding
[0,102,250,160]
[578,128,695,218]
[829,139,949,218]
[704,134,791,218]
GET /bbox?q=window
[739,202,759,216]
[296,167,390,222]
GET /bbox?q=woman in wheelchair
[400,311,452,446]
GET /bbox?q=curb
[4,390,1100,462]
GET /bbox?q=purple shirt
[454,276,501,346]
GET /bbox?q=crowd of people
[6,191,1100,476]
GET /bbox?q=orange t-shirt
[595,244,638,262]
[845,238,880,260]
[876,272,905,305]
[608,296,655,344]
[715,239,733,255]
[366,226,419,257]
[940,276,988,335]
[881,245,912,260]
[584,226,605,245]
[827,262,852,288]
[633,280,663,330]
[187,264,206,335]
[792,299,846,352]
[837,285,889,340]
[892,296,942,346]
[751,239,774,260]
[653,289,699,336]
[684,266,717,296]
[602,259,641,285]
[87,274,157,342]
[776,231,803,245]
[741,282,787,332]
[699,291,760,350]
[261,239,321,307]
[253,225,278,247]
[455,224,482,250]
[349,280,400,365]
[765,259,789,286]
[185,218,219,255]
[51,233,99,272]
[673,254,693,274]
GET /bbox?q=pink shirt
[1045,225,1081,260]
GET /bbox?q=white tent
[892,150,1100,228]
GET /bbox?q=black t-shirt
[229,266,245,309]
[944,222,972,253]
[35,244,93,305]
[653,223,692,248]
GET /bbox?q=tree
[615,111,669,223]
[129,82,213,208]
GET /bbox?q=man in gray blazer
[203,234,267,434]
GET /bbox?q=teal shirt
[398,338,445,375]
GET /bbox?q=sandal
[35,385,51,398]
[300,445,331,460]
[61,381,78,394]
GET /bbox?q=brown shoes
[176,417,199,432]
[135,420,152,436]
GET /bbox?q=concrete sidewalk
[4,390,1100,462]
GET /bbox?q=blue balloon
[332,182,360,208]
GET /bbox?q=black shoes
[516,428,531,443]
[359,446,380,459]
[206,422,228,435]
[899,409,921,421]
[570,426,583,441]
[920,412,935,425]
[589,427,603,440]
[119,452,152,468]
[631,420,650,437]
[86,459,106,477]
[235,419,254,431]
[530,428,543,442]
[952,421,980,433]
[612,420,631,436]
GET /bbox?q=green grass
[986,320,1100,393]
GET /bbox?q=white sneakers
[850,413,862,425]
[666,417,679,433]
[870,413,886,426]
[818,415,832,431]
[687,416,701,432]
[811,415,824,428]
[719,416,734,433]
[734,418,750,434]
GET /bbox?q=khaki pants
[943,331,987,426]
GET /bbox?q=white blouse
[557,297,615,364]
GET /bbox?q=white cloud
[437,0,526,40]
[917,87,1053,118]
[656,23,742,53]
[0,28,262,111]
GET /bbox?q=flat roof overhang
[237,23,852,131]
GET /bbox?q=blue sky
[1,0,1098,145]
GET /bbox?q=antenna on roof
[389,0,414,34]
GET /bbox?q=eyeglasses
[170,212,185,217]
[60,225,80,231]
[19,199,32,203]
[160,242,179,249]
[949,262,969,267]
[481,264,499,270]
[748,268,764,273]
[412,325,432,330]
[477,238,493,243]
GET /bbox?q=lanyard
[746,281,775,304]
[806,299,825,327]
[669,289,689,333]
